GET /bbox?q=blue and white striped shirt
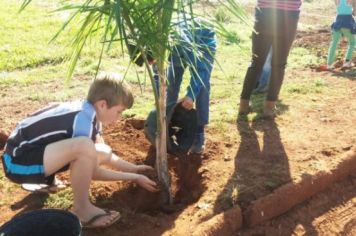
[5,100,100,157]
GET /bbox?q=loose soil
[0,28,356,235]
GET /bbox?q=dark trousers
[240,8,300,102]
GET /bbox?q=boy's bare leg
[43,137,119,226]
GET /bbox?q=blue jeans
[255,48,272,93]
[166,41,216,126]
[152,25,216,126]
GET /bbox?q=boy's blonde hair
[87,72,134,108]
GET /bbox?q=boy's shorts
[1,145,69,185]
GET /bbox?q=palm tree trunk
[155,58,172,204]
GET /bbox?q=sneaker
[342,61,354,68]
[190,133,205,154]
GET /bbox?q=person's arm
[93,167,159,192]
[95,142,155,173]
[110,152,154,173]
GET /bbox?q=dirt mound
[295,28,356,71]
[243,148,356,227]
[92,120,207,212]
[295,29,331,51]
[67,120,225,235]
[240,173,356,235]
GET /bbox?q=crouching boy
[1,73,158,229]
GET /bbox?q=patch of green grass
[0,169,20,207]
[210,101,237,123]
[214,7,232,23]
[45,188,73,209]
[0,0,126,78]
[284,78,326,95]
[288,47,322,68]
[0,2,71,71]
[124,93,155,119]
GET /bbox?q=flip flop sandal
[81,210,121,229]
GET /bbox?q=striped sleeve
[72,111,95,138]
[257,0,302,11]
[72,102,97,140]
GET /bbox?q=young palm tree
[21,0,246,203]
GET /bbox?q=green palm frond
[19,0,32,12]
[21,0,246,86]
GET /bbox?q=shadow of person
[250,118,292,194]
[248,94,290,118]
[212,111,306,234]
[10,192,49,217]
[214,117,292,210]
[331,68,356,80]
[213,119,262,212]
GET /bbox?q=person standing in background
[239,0,301,118]
[326,0,356,70]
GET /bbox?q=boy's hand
[135,165,154,173]
[136,175,159,192]
[180,96,194,110]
